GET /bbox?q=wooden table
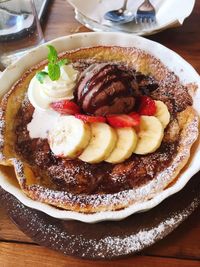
[0,1,200,266]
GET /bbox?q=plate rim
[0,32,200,222]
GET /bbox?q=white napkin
[68,0,195,34]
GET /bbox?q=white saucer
[68,0,195,36]
[75,9,160,36]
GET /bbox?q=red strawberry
[106,114,140,128]
[138,96,156,116]
[75,114,106,123]
[50,100,80,115]
[129,112,141,125]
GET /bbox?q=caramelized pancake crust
[0,46,198,213]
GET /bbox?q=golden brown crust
[0,46,199,213]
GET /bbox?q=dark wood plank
[43,1,90,41]
[0,208,32,243]
[145,208,200,260]
[1,242,200,267]
[150,0,200,73]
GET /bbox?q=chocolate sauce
[75,64,138,115]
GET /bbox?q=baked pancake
[0,46,199,213]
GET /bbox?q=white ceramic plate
[68,0,195,36]
[74,10,160,36]
[0,32,199,223]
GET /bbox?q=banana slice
[79,122,117,163]
[155,101,170,128]
[105,128,138,164]
[48,116,91,158]
[134,116,164,155]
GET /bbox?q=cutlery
[136,0,156,23]
[104,0,134,24]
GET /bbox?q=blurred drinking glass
[0,0,44,68]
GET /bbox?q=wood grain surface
[0,0,200,266]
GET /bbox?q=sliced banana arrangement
[154,101,170,128]
[134,116,164,155]
[79,122,117,163]
[134,101,169,155]
[105,128,137,164]
[48,116,91,158]
[48,100,170,163]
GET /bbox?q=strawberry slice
[138,96,156,116]
[129,112,141,125]
[50,100,80,115]
[75,114,106,123]
[106,114,140,128]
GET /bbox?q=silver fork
[136,0,156,23]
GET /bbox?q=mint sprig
[36,71,48,84]
[47,45,57,64]
[36,45,70,84]
[48,62,60,81]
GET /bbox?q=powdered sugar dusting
[14,114,198,213]
[7,193,200,258]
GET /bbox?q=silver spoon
[104,0,134,24]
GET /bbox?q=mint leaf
[43,45,71,82]
[47,45,58,64]
[57,58,70,67]
[36,71,48,84]
[48,63,60,81]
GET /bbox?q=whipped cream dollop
[28,64,79,110]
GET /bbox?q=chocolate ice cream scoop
[74,63,139,116]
